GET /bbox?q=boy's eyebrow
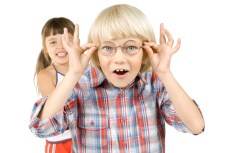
[101,41,114,44]
[124,40,139,43]
[101,39,140,45]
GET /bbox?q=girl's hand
[143,23,181,75]
[62,24,97,75]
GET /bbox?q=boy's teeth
[114,69,128,72]
[116,69,124,72]
[114,69,128,75]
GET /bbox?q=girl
[34,17,74,153]
[30,4,204,153]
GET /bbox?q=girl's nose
[56,40,64,49]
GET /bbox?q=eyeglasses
[99,40,142,57]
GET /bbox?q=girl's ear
[42,48,50,61]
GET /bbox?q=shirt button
[90,121,95,126]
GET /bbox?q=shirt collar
[85,66,106,88]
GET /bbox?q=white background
[0,0,229,152]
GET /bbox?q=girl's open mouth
[56,52,68,57]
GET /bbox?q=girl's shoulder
[37,65,56,85]
[37,65,56,96]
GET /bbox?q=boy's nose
[114,47,124,56]
[113,49,126,64]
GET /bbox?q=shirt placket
[107,88,129,153]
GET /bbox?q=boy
[30,4,204,153]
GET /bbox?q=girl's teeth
[57,52,67,57]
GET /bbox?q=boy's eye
[126,45,138,51]
[101,46,113,51]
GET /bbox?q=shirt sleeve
[29,93,77,138]
[152,73,190,133]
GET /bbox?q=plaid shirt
[29,66,191,153]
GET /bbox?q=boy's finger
[81,43,97,50]
[83,46,97,57]
[74,24,80,45]
[164,28,174,47]
[142,45,155,59]
[160,23,166,44]
[173,38,181,53]
[144,42,159,53]
[81,47,97,65]
[62,28,70,51]
[63,28,69,42]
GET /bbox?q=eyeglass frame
[98,40,143,57]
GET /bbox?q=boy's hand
[62,24,97,75]
[143,23,181,75]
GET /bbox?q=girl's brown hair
[34,17,74,88]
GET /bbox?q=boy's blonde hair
[88,4,156,72]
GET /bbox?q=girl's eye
[50,41,56,45]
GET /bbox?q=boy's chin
[109,80,132,89]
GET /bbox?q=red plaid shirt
[30,66,192,153]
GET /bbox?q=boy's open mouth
[113,69,129,75]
